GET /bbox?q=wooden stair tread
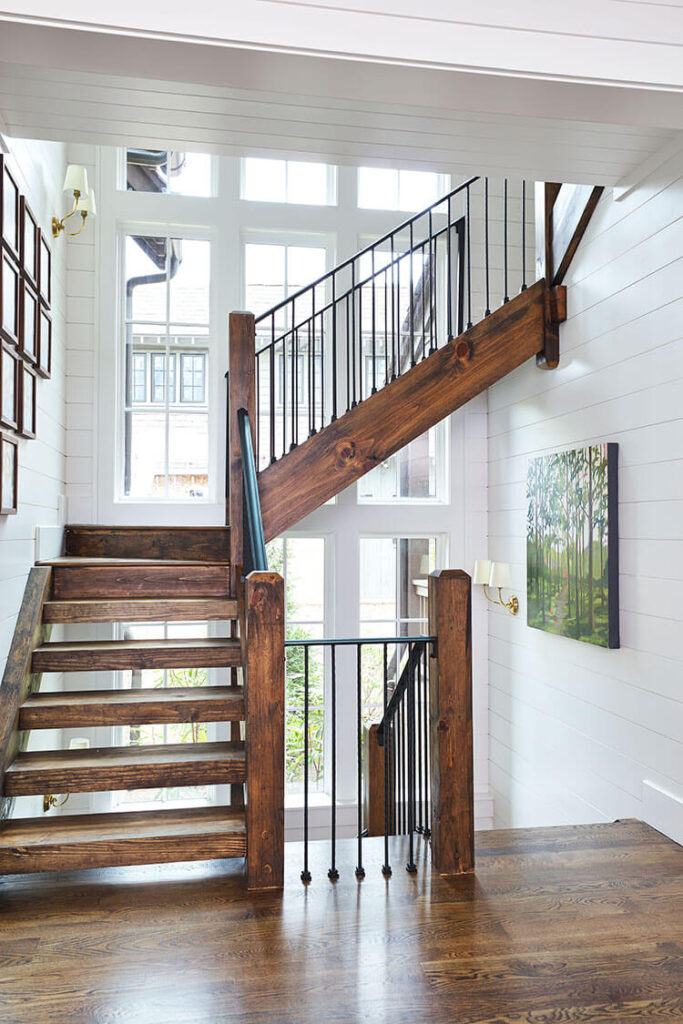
[32,637,242,672]
[19,686,245,729]
[0,806,246,873]
[5,741,246,795]
[42,597,238,623]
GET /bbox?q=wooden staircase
[0,526,255,877]
[0,178,602,890]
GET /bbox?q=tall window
[267,537,326,795]
[358,167,446,212]
[242,158,336,206]
[359,536,437,726]
[122,234,211,500]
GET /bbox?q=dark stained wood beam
[228,312,256,583]
[259,279,551,540]
[428,570,474,875]
[551,183,604,287]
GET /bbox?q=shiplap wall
[486,154,683,838]
[0,137,66,672]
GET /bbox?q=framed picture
[39,233,51,307]
[1,157,20,261]
[527,443,619,649]
[37,305,52,379]
[19,279,39,365]
[0,341,19,430]
[1,247,20,346]
[18,361,36,439]
[0,430,18,515]
[20,197,39,287]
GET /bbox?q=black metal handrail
[250,173,530,470]
[284,634,433,883]
[237,407,267,573]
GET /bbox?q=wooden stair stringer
[259,278,557,540]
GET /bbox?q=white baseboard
[643,779,683,846]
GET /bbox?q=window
[242,158,336,205]
[359,536,437,727]
[358,167,446,212]
[122,234,211,500]
[267,537,326,795]
[124,149,212,197]
[358,424,446,502]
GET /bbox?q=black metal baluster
[308,318,313,438]
[383,264,388,386]
[447,196,453,340]
[416,644,423,834]
[466,185,472,329]
[319,310,325,432]
[503,179,510,304]
[428,210,434,353]
[421,242,427,362]
[328,644,339,880]
[269,321,276,464]
[371,248,377,393]
[255,350,261,466]
[301,644,312,883]
[351,264,357,407]
[355,643,365,879]
[331,274,338,422]
[409,223,415,367]
[521,179,527,291]
[397,698,403,834]
[407,645,417,873]
[294,324,299,448]
[423,644,430,837]
[390,234,397,380]
[345,292,351,414]
[485,177,491,316]
[382,642,392,876]
[359,277,364,400]
[282,334,288,459]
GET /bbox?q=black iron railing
[252,175,531,468]
[285,635,434,882]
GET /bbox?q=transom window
[358,167,446,212]
[124,149,212,197]
[242,158,336,206]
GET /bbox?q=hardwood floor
[0,819,681,1023]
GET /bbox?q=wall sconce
[52,164,97,239]
[473,560,519,616]
[43,737,90,811]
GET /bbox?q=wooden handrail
[0,566,52,820]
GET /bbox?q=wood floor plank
[19,686,245,729]
[32,638,242,672]
[0,823,679,1024]
[4,741,246,795]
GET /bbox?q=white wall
[0,136,67,672]
[486,155,683,842]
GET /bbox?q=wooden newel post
[228,312,256,577]
[428,569,474,875]
[245,571,285,890]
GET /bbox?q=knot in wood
[334,438,357,466]
[455,339,472,363]
[438,719,448,732]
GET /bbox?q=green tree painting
[526,443,619,648]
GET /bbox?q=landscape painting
[527,443,619,649]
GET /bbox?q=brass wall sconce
[43,737,90,812]
[473,560,519,616]
[52,164,97,239]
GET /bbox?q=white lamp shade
[63,164,89,196]
[473,559,492,586]
[77,188,97,216]
[489,561,511,589]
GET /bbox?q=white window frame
[240,157,337,207]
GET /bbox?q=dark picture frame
[19,279,39,366]
[1,157,20,261]
[0,341,19,430]
[18,360,36,439]
[527,442,619,649]
[39,232,52,306]
[37,305,52,379]
[1,247,20,346]
[0,430,18,515]
[20,196,39,288]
